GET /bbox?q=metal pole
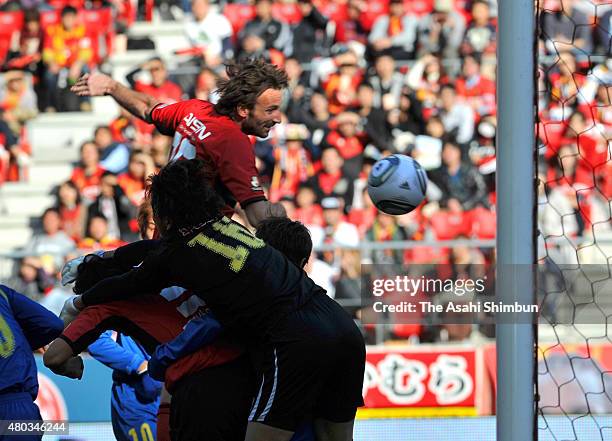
[496,0,536,440]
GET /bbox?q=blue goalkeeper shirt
[0,285,63,399]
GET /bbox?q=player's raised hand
[60,295,82,326]
[71,72,115,97]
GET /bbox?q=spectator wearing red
[334,0,368,47]
[348,187,377,236]
[42,6,93,111]
[368,0,419,60]
[71,140,106,202]
[117,151,155,206]
[322,51,362,115]
[461,0,496,56]
[55,180,85,241]
[126,57,183,104]
[323,112,364,180]
[77,213,127,251]
[294,185,324,227]
[8,8,43,76]
[269,123,314,201]
[306,146,354,209]
[455,54,496,118]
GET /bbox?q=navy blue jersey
[0,285,63,399]
[81,217,325,342]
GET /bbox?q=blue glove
[134,371,162,403]
[147,355,167,382]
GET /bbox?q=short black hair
[147,159,224,233]
[61,5,77,16]
[256,217,312,268]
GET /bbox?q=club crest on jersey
[184,113,212,141]
[251,176,262,191]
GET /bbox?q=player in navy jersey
[0,285,66,441]
[61,160,365,441]
[71,58,287,228]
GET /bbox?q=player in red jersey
[70,58,287,227]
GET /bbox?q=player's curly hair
[215,58,288,119]
[256,217,312,268]
[147,159,224,233]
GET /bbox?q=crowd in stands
[0,0,609,343]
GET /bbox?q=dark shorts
[170,355,255,441]
[0,392,43,441]
[248,293,366,432]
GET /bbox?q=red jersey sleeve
[149,100,198,136]
[61,305,116,354]
[217,135,266,207]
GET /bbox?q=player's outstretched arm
[71,73,161,122]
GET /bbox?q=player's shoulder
[0,285,15,302]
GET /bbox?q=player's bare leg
[245,422,294,441]
[313,418,355,441]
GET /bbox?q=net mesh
[536,0,611,439]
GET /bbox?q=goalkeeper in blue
[0,284,71,441]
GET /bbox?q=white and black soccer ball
[367,154,428,215]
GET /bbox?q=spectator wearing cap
[294,185,324,227]
[366,55,404,111]
[417,0,466,59]
[291,0,330,63]
[306,147,354,209]
[356,83,392,151]
[23,207,76,271]
[461,0,497,56]
[42,6,93,111]
[126,57,183,103]
[437,84,475,145]
[78,214,127,251]
[322,51,363,115]
[71,141,106,202]
[239,0,293,57]
[323,112,365,181]
[540,0,593,59]
[321,196,360,248]
[454,54,496,118]
[94,125,131,175]
[428,139,489,212]
[185,0,234,66]
[269,124,314,201]
[368,0,419,60]
[0,70,37,133]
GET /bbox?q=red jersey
[61,288,243,392]
[149,100,266,210]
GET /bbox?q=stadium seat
[359,0,389,32]
[0,11,23,64]
[430,211,471,240]
[468,207,496,240]
[317,1,348,23]
[223,4,256,36]
[272,3,302,24]
[403,0,433,16]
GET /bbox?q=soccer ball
[367,154,428,215]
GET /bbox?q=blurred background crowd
[0,0,609,343]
